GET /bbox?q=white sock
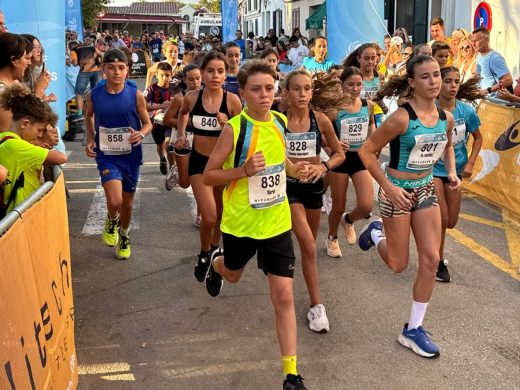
[370,228,385,247]
[120,227,130,237]
[408,300,428,330]
[107,212,119,221]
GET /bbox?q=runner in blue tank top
[433,66,483,282]
[85,48,152,260]
[359,55,460,359]
[326,67,376,258]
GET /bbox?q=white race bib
[186,130,194,150]
[407,133,448,170]
[286,132,317,158]
[99,126,132,155]
[192,115,221,132]
[451,118,466,147]
[248,163,286,209]
[340,116,369,145]
[152,48,159,54]
[361,87,378,100]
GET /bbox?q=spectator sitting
[471,27,513,96]
[0,84,67,215]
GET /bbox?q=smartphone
[41,62,46,74]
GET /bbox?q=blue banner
[0,0,67,150]
[66,0,84,42]
[221,0,238,44]
[327,0,387,64]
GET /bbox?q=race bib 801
[406,133,447,170]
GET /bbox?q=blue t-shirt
[223,74,240,96]
[91,83,143,165]
[149,38,163,57]
[234,38,246,61]
[434,100,480,177]
[476,50,510,89]
[301,57,334,73]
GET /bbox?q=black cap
[184,41,195,52]
[103,48,128,64]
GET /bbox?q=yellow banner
[464,100,520,216]
[0,175,78,390]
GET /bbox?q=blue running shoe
[358,217,383,251]
[397,323,440,358]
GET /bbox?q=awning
[306,1,326,30]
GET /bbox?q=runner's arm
[463,128,483,178]
[84,93,96,157]
[176,91,196,141]
[162,93,183,128]
[203,124,242,186]
[131,90,152,142]
[315,111,344,170]
[441,112,460,190]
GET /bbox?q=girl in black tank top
[284,69,345,333]
[189,89,230,137]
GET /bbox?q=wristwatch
[139,131,145,139]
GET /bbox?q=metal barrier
[0,165,62,237]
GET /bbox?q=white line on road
[81,186,144,235]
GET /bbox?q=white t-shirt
[288,44,309,67]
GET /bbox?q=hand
[128,128,144,146]
[216,112,229,128]
[461,162,474,178]
[46,93,58,102]
[244,151,266,176]
[448,173,461,191]
[479,89,489,97]
[340,140,350,153]
[496,89,515,101]
[304,163,327,183]
[383,184,413,210]
[175,134,186,149]
[85,141,97,157]
[160,101,170,109]
[41,125,59,147]
[35,70,51,92]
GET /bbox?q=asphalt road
[62,131,520,390]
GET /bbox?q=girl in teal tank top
[358,55,460,359]
[326,67,376,258]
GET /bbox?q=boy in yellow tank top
[203,61,310,390]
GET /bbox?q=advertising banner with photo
[464,100,520,215]
[221,0,238,43]
[327,0,387,63]
[1,0,67,141]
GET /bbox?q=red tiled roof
[105,2,179,16]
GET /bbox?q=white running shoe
[325,237,342,258]
[165,165,178,191]
[340,213,357,245]
[307,304,329,333]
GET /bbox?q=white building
[240,0,286,37]
[285,0,325,40]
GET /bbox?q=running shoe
[325,237,342,258]
[283,374,308,390]
[358,217,384,251]
[116,234,131,260]
[165,165,178,191]
[205,256,223,297]
[194,253,210,282]
[340,213,357,245]
[307,304,329,333]
[397,323,440,358]
[102,216,120,247]
[159,157,168,175]
[436,259,451,283]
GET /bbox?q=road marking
[78,362,131,375]
[162,359,277,379]
[447,228,520,282]
[459,213,504,229]
[100,374,136,381]
[81,186,142,235]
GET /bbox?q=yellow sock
[281,355,297,377]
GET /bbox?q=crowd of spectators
[0,10,67,217]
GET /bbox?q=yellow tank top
[221,109,291,239]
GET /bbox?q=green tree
[195,1,221,13]
[82,0,109,28]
